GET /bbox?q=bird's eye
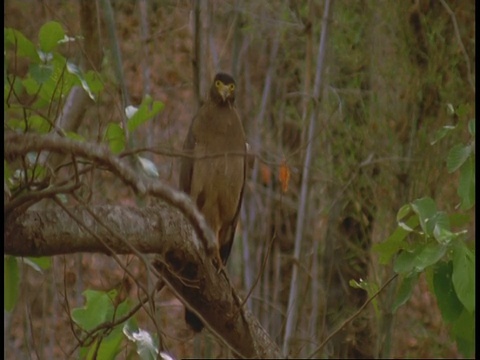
[229,84,235,91]
[215,80,221,87]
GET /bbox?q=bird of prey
[179,72,246,332]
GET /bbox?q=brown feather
[179,73,246,332]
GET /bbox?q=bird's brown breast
[189,104,245,242]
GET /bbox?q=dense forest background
[4,0,475,359]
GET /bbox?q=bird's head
[210,72,236,106]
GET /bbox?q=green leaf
[84,71,104,96]
[433,226,464,245]
[429,211,451,243]
[65,131,86,142]
[24,257,52,272]
[22,76,40,95]
[396,204,412,222]
[468,119,475,136]
[452,242,475,313]
[5,28,39,61]
[411,197,437,236]
[392,273,418,312]
[458,155,475,210]
[35,54,74,102]
[4,256,20,312]
[433,261,463,323]
[446,144,471,173]
[28,115,52,133]
[72,289,117,331]
[430,125,456,145]
[28,257,52,270]
[127,95,165,133]
[29,63,53,84]
[373,215,419,264]
[66,62,96,101]
[349,278,380,318]
[451,308,475,357]
[105,123,126,154]
[38,21,65,52]
[79,298,131,360]
[394,242,446,274]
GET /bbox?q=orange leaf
[279,159,290,193]
[260,164,272,186]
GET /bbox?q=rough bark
[4,202,282,358]
[4,131,283,359]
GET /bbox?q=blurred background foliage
[4,0,474,358]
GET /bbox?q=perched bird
[179,72,247,332]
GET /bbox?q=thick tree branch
[4,204,191,257]
[4,131,217,258]
[4,131,283,358]
[4,203,282,358]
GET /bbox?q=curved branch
[4,131,217,258]
[4,131,284,358]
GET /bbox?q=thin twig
[307,274,399,359]
[439,0,474,93]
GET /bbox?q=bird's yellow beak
[218,83,230,101]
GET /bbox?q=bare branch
[5,131,217,257]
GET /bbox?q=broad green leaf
[414,242,447,271]
[91,325,124,360]
[394,242,446,274]
[72,289,117,331]
[29,63,53,84]
[411,197,437,236]
[451,308,475,357]
[446,144,471,173]
[392,273,418,312]
[22,76,40,95]
[4,256,20,312]
[127,95,165,132]
[38,21,65,52]
[396,204,412,222]
[433,225,465,245]
[36,54,74,102]
[373,215,419,264]
[5,75,24,100]
[458,156,475,210]
[81,299,130,360]
[105,123,126,154]
[452,242,475,313]
[28,115,52,133]
[5,28,39,61]
[433,261,463,323]
[428,211,451,244]
[84,71,104,96]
